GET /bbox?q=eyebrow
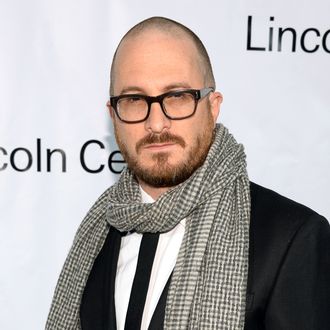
[118,82,193,95]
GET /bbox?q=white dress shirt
[115,187,185,330]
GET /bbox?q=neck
[138,180,171,200]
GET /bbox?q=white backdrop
[0,1,329,329]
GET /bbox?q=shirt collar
[139,185,155,204]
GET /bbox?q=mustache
[136,132,186,153]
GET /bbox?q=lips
[144,142,176,151]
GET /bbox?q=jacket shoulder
[248,181,328,277]
[246,182,330,329]
[249,181,326,229]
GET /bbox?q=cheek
[188,113,214,146]
[183,119,206,142]
[117,125,143,152]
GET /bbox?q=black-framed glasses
[110,87,214,123]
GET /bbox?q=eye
[171,91,185,98]
[126,96,143,103]
[118,95,146,109]
[166,91,192,102]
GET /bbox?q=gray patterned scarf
[46,123,250,329]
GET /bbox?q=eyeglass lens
[117,91,196,122]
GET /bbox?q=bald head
[109,16,216,96]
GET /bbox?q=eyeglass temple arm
[200,87,214,98]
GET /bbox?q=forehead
[112,30,204,94]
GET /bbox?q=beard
[114,114,215,188]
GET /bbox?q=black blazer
[245,182,330,329]
[80,182,330,329]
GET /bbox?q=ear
[106,100,115,120]
[209,91,223,124]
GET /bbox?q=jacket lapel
[80,226,122,330]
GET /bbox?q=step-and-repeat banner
[1,0,329,328]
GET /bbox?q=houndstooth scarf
[46,123,250,329]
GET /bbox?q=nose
[144,101,171,133]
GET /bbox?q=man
[46,17,330,330]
